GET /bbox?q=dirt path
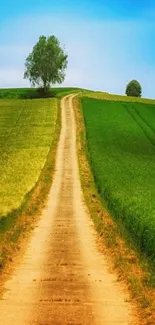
[0,95,137,324]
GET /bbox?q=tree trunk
[43,81,47,94]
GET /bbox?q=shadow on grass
[0,87,87,100]
[19,88,55,99]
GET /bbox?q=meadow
[0,98,57,218]
[81,97,155,259]
[0,87,86,99]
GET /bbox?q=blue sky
[0,0,155,97]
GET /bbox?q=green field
[81,97,155,259]
[82,91,155,105]
[0,87,86,99]
[0,98,57,218]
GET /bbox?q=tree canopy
[24,35,68,93]
[125,80,142,97]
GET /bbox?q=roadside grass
[51,87,88,98]
[0,98,60,274]
[74,96,155,324]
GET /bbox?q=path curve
[0,95,136,324]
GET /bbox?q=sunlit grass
[0,98,57,217]
[81,96,155,259]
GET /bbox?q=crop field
[81,91,155,105]
[0,98,57,218]
[81,97,155,259]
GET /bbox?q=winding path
[0,95,136,324]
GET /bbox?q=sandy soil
[0,95,137,324]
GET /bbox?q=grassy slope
[0,86,84,222]
[0,98,57,218]
[83,91,155,104]
[81,97,155,260]
[74,96,155,323]
[0,87,87,99]
[0,95,62,275]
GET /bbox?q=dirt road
[0,95,136,324]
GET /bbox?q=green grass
[51,87,86,98]
[82,91,155,105]
[0,98,57,218]
[0,87,87,99]
[81,97,155,260]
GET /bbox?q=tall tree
[24,35,68,93]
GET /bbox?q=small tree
[125,80,142,97]
[24,35,68,94]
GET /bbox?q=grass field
[81,97,155,260]
[0,87,87,99]
[82,91,155,105]
[0,98,57,218]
